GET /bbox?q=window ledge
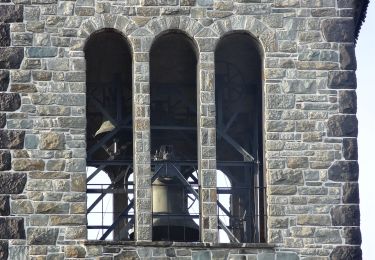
[84,240,274,249]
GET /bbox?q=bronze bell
[95,120,115,137]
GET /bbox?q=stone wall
[0,0,362,259]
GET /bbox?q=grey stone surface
[27,227,59,245]
[0,241,8,260]
[339,91,357,114]
[328,161,359,182]
[0,24,10,47]
[322,19,354,42]
[0,48,24,69]
[0,172,26,194]
[0,217,25,239]
[0,93,21,111]
[330,246,361,260]
[343,182,359,203]
[0,196,10,216]
[0,151,11,171]
[327,115,358,137]
[0,5,23,23]
[0,70,9,91]
[331,205,360,226]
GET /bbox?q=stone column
[130,32,153,241]
[197,48,218,243]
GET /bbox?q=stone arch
[78,14,138,46]
[130,16,204,52]
[209,16,277,53]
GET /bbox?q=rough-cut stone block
[11,200,34,214]
[328,71,356,89]
[343,182,359,203]
[10,83,37,93]
[340,44,357,70]
[0,71,9,91]
[0,114,5,128]
[0,93,21,111]
[343,138,358,160]
[327,115,357,137]
[275,252,298,260]
[0,172,26,194]
[0,5,23,23]
[331,205,360,226]
[27,47,58,58]
[343,227,362,245]
[328,161,359,182]
[0,151,11,171]
[0,241,8,260]
[40,132,65,150]
[12,159,45,171]
[296,215,331,226]
[0,217,25,239]
[269,169,303,185]
[27,228,59,245]
[330,246,361,260]
[315,229,342,244]
[35,202,69,214]
[65,245,87,258]
[322,19,354,42]
[0,24,10,47]
[0,196,10,216]
[0,48,24,69]
[0,130,25,149]
[339,91,357,114]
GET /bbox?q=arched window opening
[150,32,199,242]
[85,30,134,241]
[215,32,265,243]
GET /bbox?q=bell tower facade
[0,0,367,259]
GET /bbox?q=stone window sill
[84,240,274,249]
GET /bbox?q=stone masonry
[0,0,367,259]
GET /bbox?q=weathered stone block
[343,138,358,160]
[10,83,37,93]
[0,48,24,69]
[27,47,58,58]
[0,241,8,260]
[0,172,26,194]
[340,44,356,70]
[328,161,359,182]
[343,182,359,203]
[40,132,65,150]
[65,226,86,239]
[276,252,298,260]
[0,196,9,216]
[0,24,10,47]
[12,159,45,171]
[328,71,356,89]
[0,70,9,91]
[0,217,25,239]
[0,93,21,111]
[296,215,331,226]
[0,114,5,128]
[270,169,303,185]
[322,19,354,42]
[0,151,11,171]
[339,91,357,114]
[11,200,34,214]
[327,115,357,137]
[330,246,361,260]
[65,245,86,258]
[0,5,23,23]
[287,157,308,169]
[331,205,360,226]
[27,227,59,245]
[315,229,342,244]
[343,227,361,245]
[35,202,69,214]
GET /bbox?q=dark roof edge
[355,0,370,43]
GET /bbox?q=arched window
[215,32,264,243]
[150,31,199,241]
[85,29,134,241]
